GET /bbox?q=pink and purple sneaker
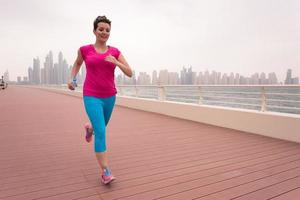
[84,123,93,143]
[101,168,116,185]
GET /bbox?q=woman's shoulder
[80,44,93,51]
[108,45,120,51]
[79,44,93,59]
[79,44,93,57]
[108,45,121,55]
[108,46,121,58]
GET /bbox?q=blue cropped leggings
[83,96,116,152]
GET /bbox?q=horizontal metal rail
[35,84,300,114]
[117,85,300,114]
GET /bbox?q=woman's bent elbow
[126,69,133,77]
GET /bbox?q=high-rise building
[221,73,228,85]
[209,71,215,84]
[28,67,33,84]
[41,68,45,84]
[268,72,278,84]
[239,76,247,85]
[121,70,136,85]
[49,51,54,84]
[168,72,180,85]
[234,73,240,85]
[229,72,235,85]
[203,70,210,84]
[33,57,41,84]
[62,60,69,84]
[43,52,53,84]
[197,72,204,85]
[187,67,193,85]
[180,67,194,84]
[53,63,59,84]
[4,70,9,82]
[152,70,158,85]
[260,72,267,84]
[180,67,187,84]
[58,52,64,84]
[216,72,222,84]
[251,73,259,84]
[192,71,197,85]
[17,76,22,83]
[284,69,299,85]
[159,70,169,85]
[137,72,151,85]
[26,51,293,86]
[285,69,292,84]
[292,77,299,84]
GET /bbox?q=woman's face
[94,22,111,42]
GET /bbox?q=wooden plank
[1,86,299,200]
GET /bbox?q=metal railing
[117,85,300,115]
[33,84,300,115]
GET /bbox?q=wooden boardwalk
[0,86,300,200]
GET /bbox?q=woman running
[68,15,132,184]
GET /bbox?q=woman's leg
[83,96,108,170]
[95,96,116,171]
[103,96,116,126]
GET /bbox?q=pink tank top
[80,44,120,98]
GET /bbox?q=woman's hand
[67,82,75,90]
[104,54,118,65]
[105,53,132,77]
[68,79,77,90]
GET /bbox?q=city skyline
[7,50,299,86]
[1,0,300,81]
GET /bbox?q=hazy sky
[1,0,299,81]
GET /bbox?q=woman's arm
[105,54,133,77]
[68,49,83,90]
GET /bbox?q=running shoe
[84,123,93,143]
[101,168,116,185]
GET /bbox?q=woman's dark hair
[93,16,111,30]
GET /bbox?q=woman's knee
[94,126,106,152]
[94,126,106,139]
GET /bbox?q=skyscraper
[221,73,228,84]
[158,69,169,85]
[28,67,33,83]
[168,72,180,85]
[152,70,158,85]
[137,72,151,85]
[251,73,259,85]
[33,57,41,84]
[234,73,240,85]
[268,72,278,84]
[285,69,292,84]
[4,70,9,82]
[229,72,235,85]
[180,67,187,84]
[43,52,53,84]
[260,72,267,84]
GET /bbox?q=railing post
[261,86,267,112]
[198,86,203,105]
[134,85,138,97]
[158,86,166,101]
